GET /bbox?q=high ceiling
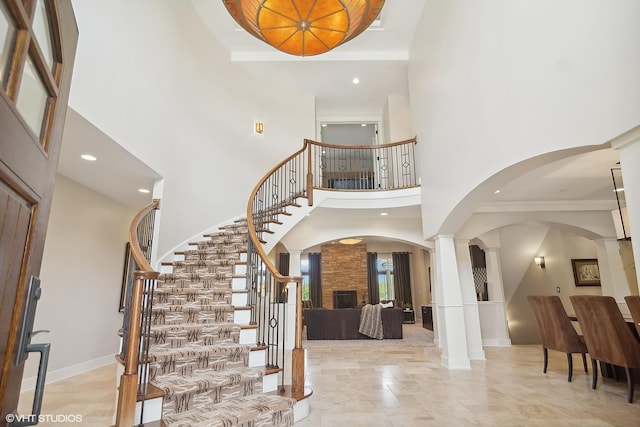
[190,0,424,114]
[57,1,623,230]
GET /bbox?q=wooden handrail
[246,151,305,286]
[128,198,160,270]
[115,271,158,426]
[247,142,308,395]
[306,136,417,150]
[115,199,161,426]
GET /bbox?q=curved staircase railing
[246,142,308,395]
[246,137,419,396]
[115,199,160,426]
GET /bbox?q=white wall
[409,0,640,239]
[383,94,414,144]
[21,176,135,390]
[500,225,601,344]
[69,0,316,259]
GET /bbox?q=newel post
[306,141,314,207]
[291,280,305,393]
[114,273,144,426]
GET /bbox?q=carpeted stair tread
[151,307,235,326]
[153,286,231,297]
[152,367,266,417]
[152,304,234,323]
[148,344,251,381]
[169,265,235,275]
[153,287,232,303]
[149,323,241,347]
[152,366,264,391]
[161,394,295,427]
[178,249,246,260]
[166,259,245,267]
[204,231,248,238]
[152,300,234,312]
[159,272,233,282]
[149,342,250,364]
[190,241,246,251]
[155,281,233,293]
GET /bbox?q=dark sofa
[305,306,403,340]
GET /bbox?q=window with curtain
[376,254,395,301]
[300,257,310,301]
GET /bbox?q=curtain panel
[367,252,379,304]
[392,252,412,307]
[277,252,290,275]
[277,252,290,302]
[309,252,322,308]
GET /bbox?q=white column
[428,248,439,346]
[484,247,511,346]
[454,239,484,360]
[611,127,640,293]
[596,238,632,313]
[434,235,470,369]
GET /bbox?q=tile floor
[16,324,640,426]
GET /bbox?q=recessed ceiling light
[339,238,362,245]
[380,212,388,216]
[138,188,150,194]
[494,190,501,194]
[614,187,625,192]
[361,123,367,127]
[352,77,360,84]
[321,123,327,127]
[81,154,97,161]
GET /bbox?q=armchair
[527,295,588,382]
[570,295,640,403]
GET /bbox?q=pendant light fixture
[223,0,385,57]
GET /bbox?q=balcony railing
[308,137,418,191]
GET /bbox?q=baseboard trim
[440,354,471,369]
[20,354,115,393]
[482,338,512,347]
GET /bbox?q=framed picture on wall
[571,259,601,286]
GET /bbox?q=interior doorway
[320,122,378,146]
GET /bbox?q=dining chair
[624,295,640,336]
[527,295,588,382]
[570,295,640,403]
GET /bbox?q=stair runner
[147,220,295,427]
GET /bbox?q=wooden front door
[0,0,77,420]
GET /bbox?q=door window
[0,1,16,86]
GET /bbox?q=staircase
[146,219,296,426]
[115,137,419,425]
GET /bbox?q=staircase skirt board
[144,221,294,426]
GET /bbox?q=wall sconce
[534,256,546,269]
[254,122,264,134]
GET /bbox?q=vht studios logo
[5,413,83,424]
